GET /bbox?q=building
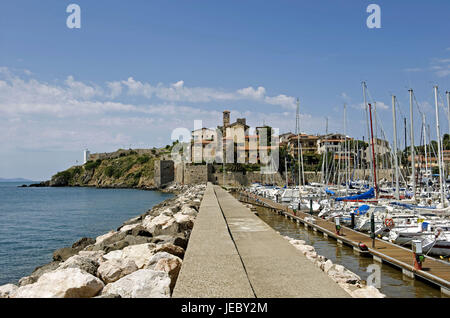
[191,127,218,163]
[287,134,319,158]
[190,110,277,165]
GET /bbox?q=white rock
[173,212,194,225]
[101,269,171,298]
[95,231,117,245]
[180,205,197,216]
[334,264,346,274]
[290,239,306,246]
[323,259,333,273]
[58,255,98,276]
[351,285,385,298]
[144,252,180,270]
[294,244,315,255]
[305,251,318,261]
[78,250,106,264]
[12,268,104,298]
[143,214,179,236]
[97,258,138,283]
[0,284,18,298]
[119,224,140,233]
[103,250,123,261]
[121,243,156,268]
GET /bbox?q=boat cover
[353,204,370,215]
[335,187,375,201]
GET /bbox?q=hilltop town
[29,110,450,190]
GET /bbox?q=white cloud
[237,86,266,99]
[264,94,296,110]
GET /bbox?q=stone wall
[183,164,213,185]
[154,160,175,187]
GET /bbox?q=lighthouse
[83,149,90,164]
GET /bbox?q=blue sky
[0,1,449,180]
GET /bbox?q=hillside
[49,148,172,189]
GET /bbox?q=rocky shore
[0,183,206,298]
[283,236,386,298]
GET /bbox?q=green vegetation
[50,150,159,188]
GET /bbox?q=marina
[238,189,450,296]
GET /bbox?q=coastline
[0,183,206,298]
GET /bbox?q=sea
[0,182,173,285]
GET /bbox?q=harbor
[237,189,450,296]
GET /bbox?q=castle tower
[223,110,230,129]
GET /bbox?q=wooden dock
[238,190,450,296]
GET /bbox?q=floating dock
[238,190,450,296]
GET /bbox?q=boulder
[145,252,179,270]
[103,250,123,261]
[323,259,333,273]
[120,243,156,268]
[53,247,79,262]
[290,239,306,246]
[12,268,104,298]
[351,285,385,298]
[146,252,182,292]
[180,205,197,216]
[119,216,142,228]
[95,231,118,245]
[30,261,61,280]
[58,255,99,276]
[153,243,185,259]
[173,212,194,231]
[118,224,140,233]
[78,250,106,264]
[102,235,153,253]
[327,265,361,285]
[293,244,315,255]
[143,214,179,236]
[18,276,36,287]
[97,259,138,283]
[0,284,18,298]
[305,251,318,261]
[151,235,188,249]
[95,293,122,298]
[72,237,95,250]
[130,225,152,237]
[101,269,171,298]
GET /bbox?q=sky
[0,0,449,180]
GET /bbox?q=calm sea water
[0,182,173,285]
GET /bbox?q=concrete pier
[173,183,349,298]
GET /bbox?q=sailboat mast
[409,89,416,199]
[447,91,450,135]
[423,114,428,176]
[392,96,400,200]
[362,82,373,186]
[368,103,378,198]
[434,86,446,207]
[344,103,348,194]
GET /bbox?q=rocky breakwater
[283,236,386,298]
[0,183,206,298]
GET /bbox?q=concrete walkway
[173,183,349,298]
[172,184,254,298]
